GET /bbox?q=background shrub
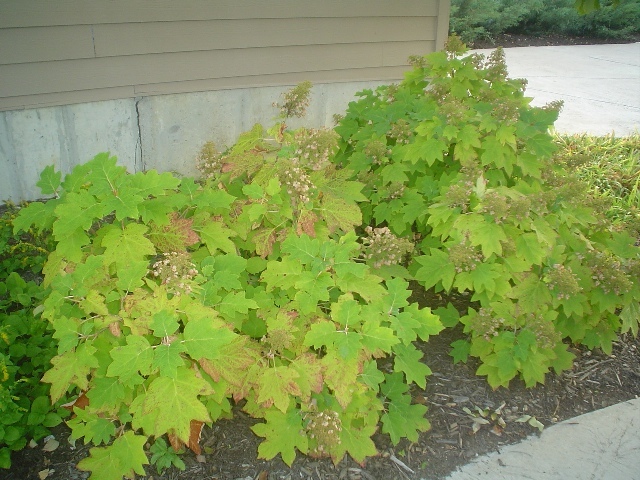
[517,0,640,39]
[450,0,640,44]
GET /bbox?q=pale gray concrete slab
[0,99,139,202]
[445,397,640,480]
[473,43,640,136]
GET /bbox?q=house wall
[0,0,450,201]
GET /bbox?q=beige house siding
[0,0,450,111]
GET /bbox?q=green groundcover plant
[0,205,67,469]
[333,37,640,389]
[13,84,443,479]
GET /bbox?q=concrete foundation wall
[0,81,390,202]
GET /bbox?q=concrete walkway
[443,43,640,480]
[472,42,640,136]
[445,398,640,480]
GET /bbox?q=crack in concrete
[134,97,143,172]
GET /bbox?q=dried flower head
[281,163,314,206]
[275,81,313,119]
[361,226,414,269]
[544,263,582,300]
[196,141,227,179]
[305,409,342,457]
[363,139,390,166]
[151,251,199,295]
[586,251,633,295]
[388,119,413,145]
[448,236,484,273]
[524,313,561,350]
[291,128,339,171]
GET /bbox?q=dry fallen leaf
[38,468,53,479]
[61,391,90,412]
[167,432,183,453]
[42,438,59,452]
[189,420,204,455]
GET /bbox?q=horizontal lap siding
[0,1,449,111]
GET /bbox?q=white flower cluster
[151,251,198,295]
[291,128,338,171]
[282,164,314,205]
[305,410,342,457]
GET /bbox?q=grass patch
[554,132,640,235]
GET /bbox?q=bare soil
[4,34,640,480]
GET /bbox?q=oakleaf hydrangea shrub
[13,82,444,478]
[333,37,640,389]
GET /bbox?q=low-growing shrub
[13,85,443,478]
[333,37,640,389]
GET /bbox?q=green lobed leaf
[392,343,431,389]
[36,165,62,195]
[198,221,237,254]
[68,407,117,445]
[141,367,213,443]
[77,430,148,480]
[150,309,180,338]
[450,339,471,364]
[381,398,429,445]
[413,249,456,291]
[86,377,126,412]
[360,320,399,354]
[183,316,238,361]
[256,366,301,412]
[620,302,640,336]
[101,223,156,267]
[252,408,308,466]
[42,343,99,403]
[516,232,548,266]
[13,200,57,233]
[85,153,128,197]
[152,342,187,378]
[106,335,154,387]
[319,194,362,233]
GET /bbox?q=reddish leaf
[296,210,318,237]
[62,391,90,412]
[167,432,183,452]
[188,420,204,455]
